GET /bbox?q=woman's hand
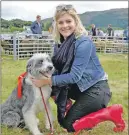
[30,77,52,88]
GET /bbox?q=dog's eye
[39,60,43,64]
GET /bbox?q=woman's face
[57,13,76,39]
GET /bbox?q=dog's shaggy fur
[1,53,54,135]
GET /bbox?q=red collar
[17,72,27,99]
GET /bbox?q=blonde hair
[52,7,88,43]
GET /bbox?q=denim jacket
[30,21,43,34]
[52,35,105,92]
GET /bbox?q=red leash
[39,87,54,135]
[17,72,27,98]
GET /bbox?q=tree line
[1,18,124,33]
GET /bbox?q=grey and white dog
[1,53,54,135]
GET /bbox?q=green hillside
[80,8,128,28]
[42,8,128,28]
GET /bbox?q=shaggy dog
[1,53,54,135]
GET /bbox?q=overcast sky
[1,1,128,21]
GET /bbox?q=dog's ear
[26,59,33,73]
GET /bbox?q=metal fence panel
[1,34,128,60]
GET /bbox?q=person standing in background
[96,28,104,37]
[91,24,97,36]
[106,24,114,38]
[31,15,43,35]
[123,26,129,41]
[96,28,105,39]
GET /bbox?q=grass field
[1,53,128,135]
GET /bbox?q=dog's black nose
[48,66,53,70]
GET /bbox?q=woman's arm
[52,39,93,86]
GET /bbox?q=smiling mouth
[62,29,70,31]
[62,29,70,32]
